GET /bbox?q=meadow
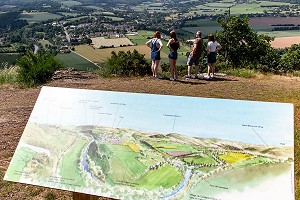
[132,2,170,13]
[182,17,300,39]
[91,37,133,48]
[19,12,62,23]
[60,140,88,186]
[183,155,217,165]
[219,152,254,164]
[185,0,297,16]
[0,53,21,67]
[134,164,183,189]
[60,0,82,7]
[106,144,146,183]
[55,52,99,71]
[74,44,170,64]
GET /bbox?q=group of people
[145,30,222,80]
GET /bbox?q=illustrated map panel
[5,86,294,200]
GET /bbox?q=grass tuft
[0,64,18,85]
[44,192,55,200]
[219,68,258,78]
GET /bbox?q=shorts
[151,51,161,60]
[187,54,200,66]
[168,51,178,60]
[207,52,217,63]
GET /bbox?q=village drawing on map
[5,86,295,200]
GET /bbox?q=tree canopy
[216,16,274,68]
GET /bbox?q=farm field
[0,53,21,66]
[55,52,99,71]
[132,2,170,13]
[60,0,82,7]
[134,164,183,189]
[260,31,300,38]
[183,155,217,165]
[234,157,272,168]
[197,166,219,173]
[91,37,133,48]
[60,140,88,186]
[19,12,62,23]
[107,144,146,183]
[271,36,300,48]
[219,152,253,164]
[182,17,300,40]
[104,16,124,21]
[59,12,79,17]
[84,5,104,11]
[74,44,168,64]
[231,3,272,15]
[185,1,296,16]
[249,17,300,26]
[66,16,89,22]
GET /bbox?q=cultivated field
[19,12,62,23]
[91,37,134,49]
[271,36,300,48]
[60,0,82,7]
[249,16,300,26]
[183,17,300,40]
[55,52,99,71]
[74,45,168,63]
[186,1,296,16]
[0,53,20,66]
[134,164,183,189]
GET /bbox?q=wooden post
[73,192,100,200]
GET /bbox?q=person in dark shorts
[205,34,222,79]
[186,31,203,79]
[167,30,180,81]
[146,31,163,78]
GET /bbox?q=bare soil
[271,36,300,48]
[1,71,299,200]
[249,17,300,26]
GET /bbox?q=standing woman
[167,30,180,81]
[146,31,163,78]
[206,34,222,79]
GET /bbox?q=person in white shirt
[146,31,163,78]
[205,34,222,79]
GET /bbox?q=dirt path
[0,72,299,199]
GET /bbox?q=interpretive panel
[5,86,294,200]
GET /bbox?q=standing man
[186,31,203,79]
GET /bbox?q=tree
[103,49,151,77]
[216,16,273,68]
[280,44,300,71]
[17,50,62,87]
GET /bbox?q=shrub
[44,192,55,200]
[280,44,300,72]
[17,50,62,87]
[102,49,151,77]
[160,62,170,73]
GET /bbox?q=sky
[29,86,294,146]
